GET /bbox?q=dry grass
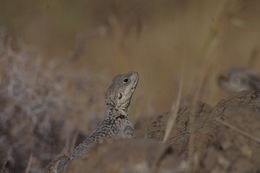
[0,30,107,172]
[0,0,260,172]
[163,64,184,143]
[215,118,260,144]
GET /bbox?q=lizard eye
[123,78,129,83]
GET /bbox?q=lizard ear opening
[118,93,123,99]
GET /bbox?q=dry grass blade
[187,0,231,172]
[216,118,260,144]
[247,47,259,68]
[151,66,184,173]
[24,154,33,173]
[163,66,184,143]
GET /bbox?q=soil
[67,91,260,173]
[1,89,259,173]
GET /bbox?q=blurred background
[0,0,260,172]
[1,0,260,113]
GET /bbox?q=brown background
[1,0,260,114]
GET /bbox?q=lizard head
[105,72,139,110]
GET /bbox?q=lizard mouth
[132,78,139,89]
[131,72,139,90]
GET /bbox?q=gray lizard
[45,72,139,173]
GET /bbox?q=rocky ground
[64,91,260,173]
[1,1,260,170]
[0,48,259,172]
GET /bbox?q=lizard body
[45,72,139,172]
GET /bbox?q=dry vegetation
[0,0,260,173]
[0,29,107,172]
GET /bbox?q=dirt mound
[200,90,260,173]
[66,91,260,173]
[148,101,214,153]
[67,139,161,173]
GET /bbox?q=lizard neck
[105,101,129,112]
[106,105,128,118]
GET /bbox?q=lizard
[45,71,139,172]
[217,67,260,92]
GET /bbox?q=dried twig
[25,154,33,173]
[163,65,184,142]
[215,118,260,144]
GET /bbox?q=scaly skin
[69,109,134,160]
[45,72,139,172]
